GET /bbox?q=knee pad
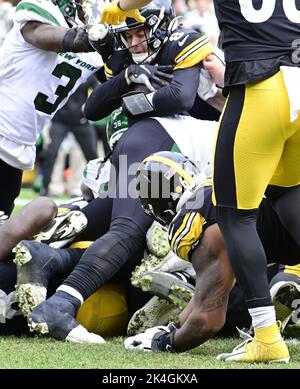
[76,283,128,336]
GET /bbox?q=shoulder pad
[166,29,213,70]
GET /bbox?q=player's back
[214,0,300,85]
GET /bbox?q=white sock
[249,306,276,329]
[57,285,84,305]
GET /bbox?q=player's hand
[88,24,115,54]
[202,54,225,88]
[125,64,173,92]
[101,1,145,25]
[124,326,171,351]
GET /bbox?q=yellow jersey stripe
[171,213,191,252]
[176,213,205,261]
[174,40,213,70]
[175,35,208,62]
[104,63,113,80]
[173,212,198,259]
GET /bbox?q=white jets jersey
[0,0,103,170]
[153,116,217,177]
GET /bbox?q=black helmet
[112,0,177,64]
[136,151,201,226]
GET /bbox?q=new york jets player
[0,0,106,215]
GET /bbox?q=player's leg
[213,73,292,362]
[28,119,176,342]
[0,197,57,260]
[0,159,23,216]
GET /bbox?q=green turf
[0,336,299,369]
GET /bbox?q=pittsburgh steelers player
[101,0,300,363]
[22,0,225,343]
[125,151,300,361]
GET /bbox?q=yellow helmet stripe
[143,155,194,185]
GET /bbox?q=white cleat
[66,325,106,344]
[33,209,87,248]
[131,251,195,287]
[127,295,179,336]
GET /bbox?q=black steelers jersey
[104,28,213,78]
[168,184,216,261]
[214,0,300,86]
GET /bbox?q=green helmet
[106,107,128,150]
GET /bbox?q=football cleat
[131,250,195,287]
[127,295,180,336]
[217,324,290,363]
[270,281,300,332]
[14,240,67,316]
[136,270,194,310]
[33,208,87,249]
[146,221,170,258]
[28,291,105,344]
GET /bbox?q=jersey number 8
[239,0,300,23]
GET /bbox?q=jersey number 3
[34,62,82,115]
[239,0,300,23]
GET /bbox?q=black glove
[125,64,174,92]
[151,321,179,352]
[63,27,94,53]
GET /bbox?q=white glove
[88,24,108,42]
[124,326,170,352]
[197,68,218,101]
[0,211,8,225]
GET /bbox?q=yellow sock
[254,323,282,343]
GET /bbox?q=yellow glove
[101,1,145,25]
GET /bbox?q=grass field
[4,188,300,370]
[1,335,300,369]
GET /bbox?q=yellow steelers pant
[213,71,300,209]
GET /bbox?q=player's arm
[21,21,94,52]
[149,66,200,116]
[84,71,132,120]
[170,224,235,351]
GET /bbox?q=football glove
[125,64,173,92]
[124,322,178,352]
[63,27,94,53]
[101,1,145,25]
[0,211,8,225]
[88,24,115,58]
[197,68,218,101]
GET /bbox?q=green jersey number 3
[34,62,82,115]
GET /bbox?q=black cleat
[28,291,105,343]
[14,240,66,316]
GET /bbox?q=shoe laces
[232,327,253,352]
